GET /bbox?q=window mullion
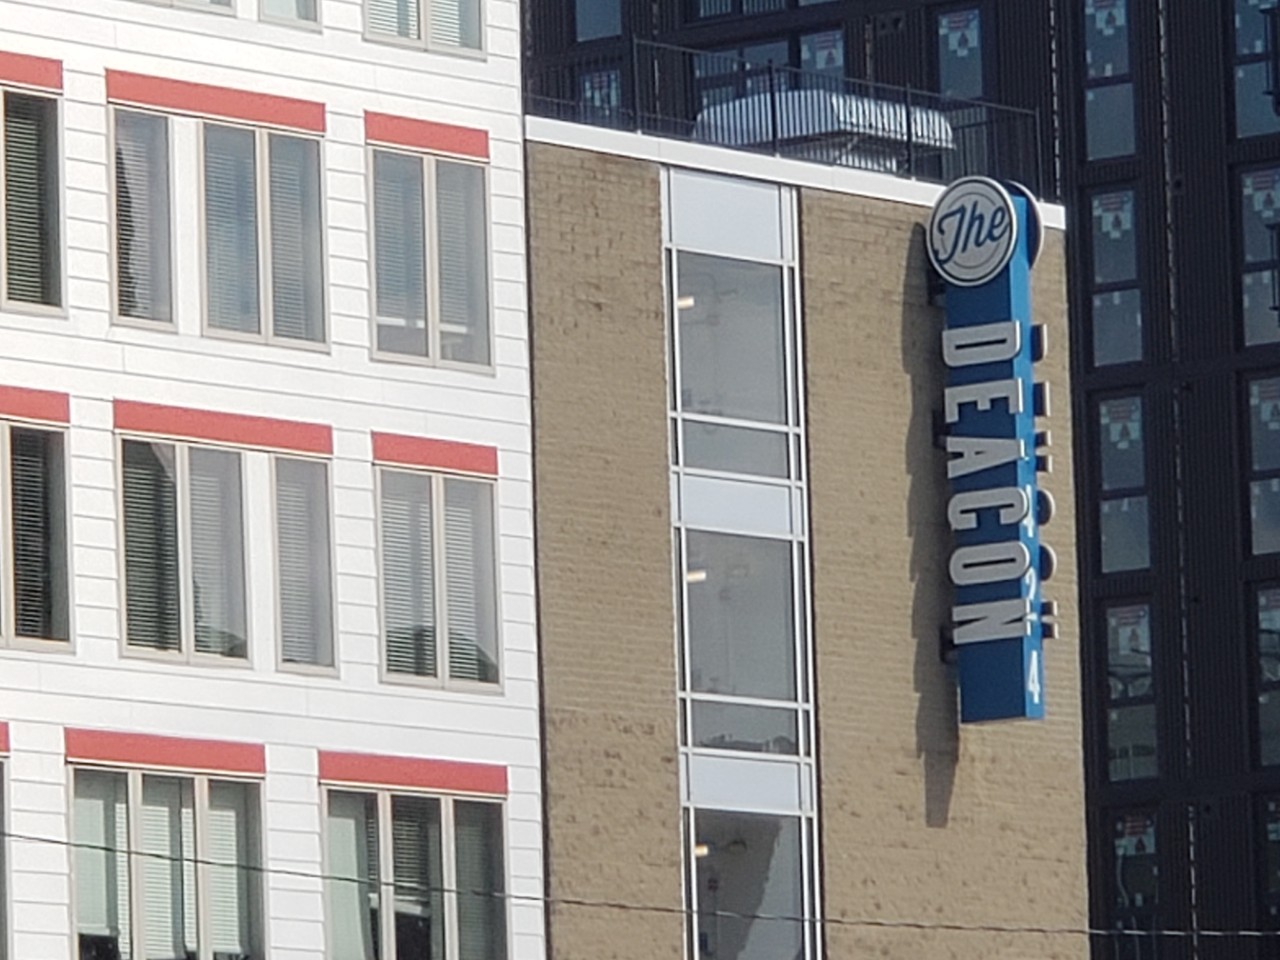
[379,791,396,960]
[442,798,460,960]
[177,444,196,658]
[425,158,440,361]
[127,770,145,954]
[434,475,449,681]
[258,129,273,342]
[194,776,211,960]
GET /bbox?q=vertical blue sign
[927,177,1051,723]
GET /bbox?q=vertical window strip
[10,427,67,640]
[3,91,60,307]
[275,456,334,667]
[268,133,325,342]
[115,110,172,323]
[436,161,490,365]
[188,448,247,659]
[122,440,182,653]
[204,124,261,335]
[369,0,421,39]
[374,150,429,355]
[382,469,437,678]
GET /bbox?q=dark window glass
[1092,190,1138,285]
[1250,376,1280,555]
[1086,85,1136,159]
[10,428,68,641]
[3,91,61,306]
[1099,397,1145,491]
[1243,169,1280,345]
[937,8,983,99]
[1093,289,1143,365]
[1106,603,1156,781]
[575,0,620,41]
[800,30,844,78]
[1263,797,1280,922]
[1112,811,1158,921]
[1235,0,1280,138]
[1100,496,1149,573]
[1259,588,1280,764]
[1084,0,1129,78]
[579,68,622,123]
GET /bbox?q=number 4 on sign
[1027,649,1042,705]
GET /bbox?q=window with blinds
[326,789,505,960]
[379,469,498,684]
[366,0,482,50]
[114,110,173,323]
[73,768,262,960]
[8,426,69,641]
[122,439,247,660]
[261,0,318,22]
[275,456,333,667]
[371,149,490,365]
[203,123,325,344]
[2,90,61,308]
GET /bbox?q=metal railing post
[768,61,780,155]
[630,36,642,132]
[904,83,915,177]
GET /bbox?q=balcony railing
[527,39,1054,201]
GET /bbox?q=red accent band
[65,729,266,775]
[319,751,507,795]
[106,70,325,133]
[115,400,332,455]
[0,386,69,424]
[0,722,9,755]
[0,51,62,92]
[365,111,489,160]
[372,432,498,476]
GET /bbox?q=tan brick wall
[527,142,686,960]
[801,189,1087,959]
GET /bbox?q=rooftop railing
[527,39,1054,201]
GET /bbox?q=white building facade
[0,0,539,958]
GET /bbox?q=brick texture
[801,189,1087,959]
[527,143,685,960]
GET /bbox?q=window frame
[108,105,178,331]
[0,758,9,960]
[374,464,503,691]
[1231,0,1280,140]
[259,0,322,30]
[0,418,72,650]
[321,785,510,960]
[362,0,487,57]
[1085,183,1145,368]
[1100,598,1158,782]
[128,0,236,14]
[270,451,339,676]
[366,145,495,372]
[115,434,254,668]
[1079,0,1137,162]
[0,85,66,317]
[1093,389,1152,575]
[197,119,330,351]
[69,764,266,960]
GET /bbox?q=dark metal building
[524,0,1280,957]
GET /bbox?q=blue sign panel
[927,177,1052,723]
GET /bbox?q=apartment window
[1258,587,1280,764]
[0,424,68,643]
[1106,602,1156,780]
[937,8,983,99]
[263,0,318,22]
[0,768,6,960]
[203,123,325,344]
[275,456,333,667]
[366,0,482,51]
[379,469,499,684]
[575,0,620,41]
[1082,0,1135,159]
[1,89,60,308]
[689,808,813,960]
[1110,810,1158,954]
[1250,376,1280,553]
[1242,167,1280,346]
[114,109,172,323]
[326,789,506,960]
[1098,396,1149,572]
[74,768,262,960]
[1235,0,1280,138]
[1264,797,1280,922]
[143,0,232,8]
[121,439,248,660]
[1089,188,1143,364]
[372,150,490,365]
[799,30,844,79]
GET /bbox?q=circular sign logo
[927,176,1019,287]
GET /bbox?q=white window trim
[365,144,496,374]
[107,105,180,332]
[128,0,237,15]
[0,418,73,651]
[0,759,9,960]
[68,764,266,960]
[362,0,487,57]
[115,434,255,668]
[374,464,504,692]
[198,119,331,352]
[270,452,340,677]
[321,785,510,960]
[0,85,67,319]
